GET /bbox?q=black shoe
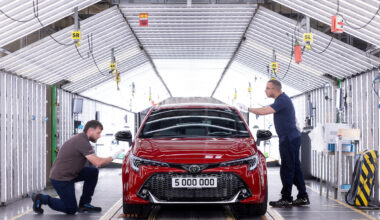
[292,197,310,206]
[78,204,102,213]
[31,193,44,214]
[269,198,292,208]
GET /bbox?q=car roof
[153,103,235,111]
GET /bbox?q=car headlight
[220,153,259,171]
[130,154,169,172]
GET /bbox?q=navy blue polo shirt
[270,93,300,142]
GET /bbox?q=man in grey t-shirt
[31,120,122,214]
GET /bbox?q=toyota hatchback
[117,103,271,218]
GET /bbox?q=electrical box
[294,45,302,63]
[331,15,344,33]
[324,123,351,144]
[139,13,149,26]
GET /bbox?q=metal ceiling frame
[117,5,172,97]
[230,6,380,93]
[210,5,260,97]
[273,0,380,48]
[0,2,379,99]
[0,0,100,48]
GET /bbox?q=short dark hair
[83,120,103,133]
[268,79,282,91]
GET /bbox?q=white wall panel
[293,70,380,201]
[0,71,46,204]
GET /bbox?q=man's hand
[112,149,124,160]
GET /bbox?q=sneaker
[292,197,310,206]
[269,198,292,208]
[78,204,102,213]
[31,193,44,214]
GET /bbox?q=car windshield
[139,108,250,138]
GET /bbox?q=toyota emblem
[189,165,201,173]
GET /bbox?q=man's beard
[89,136,97,143]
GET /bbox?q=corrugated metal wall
[0,71,46,204]
[55,89,133,149]
[292,70,380,201]
[56,89,74,149]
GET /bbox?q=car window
[139,108,250,138]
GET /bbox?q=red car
[116,103,271,217]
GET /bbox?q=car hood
[132,138,257,164]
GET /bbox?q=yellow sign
[72,31,81,40]
[271,62,278,73]
[248,86,252,93]
[139,13,148,19]
[271,62,278,69]
[110,63,116,70]
[303,33,313,42]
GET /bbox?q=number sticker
[271,62,278,69]
[303,33,313,42]
[72,31,81,40]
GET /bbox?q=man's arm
[85,154,113,168]
[248,106,276,115]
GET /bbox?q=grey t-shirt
[50,133,95,181]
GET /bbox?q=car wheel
[123,201,151,218]
[232,183,268,217]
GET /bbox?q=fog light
[241,189,249,198]
[141,189,148,198]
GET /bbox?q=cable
[311,34,335,54]
[0,0,37,22]
[32,1,74,46]
[373,75,380,98]
[34,16,75,46]
[87,35,107,77]
[1,0,74,46]
[280,35,294,80]
[337,0,380,30]
[279,20,299,81]
[75,44,87,60]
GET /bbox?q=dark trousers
[41,167,99,214]
[279,136,308,201]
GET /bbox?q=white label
[172,177,217,188]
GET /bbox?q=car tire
[232,183,268,217]
[123,201,151,218]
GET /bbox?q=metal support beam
[111,48,115,63]
[73,7,79,31]
[117,5,172,97]
[211,5,260,97]
[306,16,310,33]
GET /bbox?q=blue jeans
[279,136,308,201]
[40,167,99,214]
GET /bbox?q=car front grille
[138,172,249,202]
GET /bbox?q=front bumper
[122,154,267,205]
[137,172,251,203]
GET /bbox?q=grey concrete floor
[1,166,380,220]
[0,165,122,220]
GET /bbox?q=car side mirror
[256,130,272,146]
[115,130,132,146]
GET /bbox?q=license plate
[172,177,218,188]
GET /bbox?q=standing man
[249,80,309,207]
[31,120,123,214]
